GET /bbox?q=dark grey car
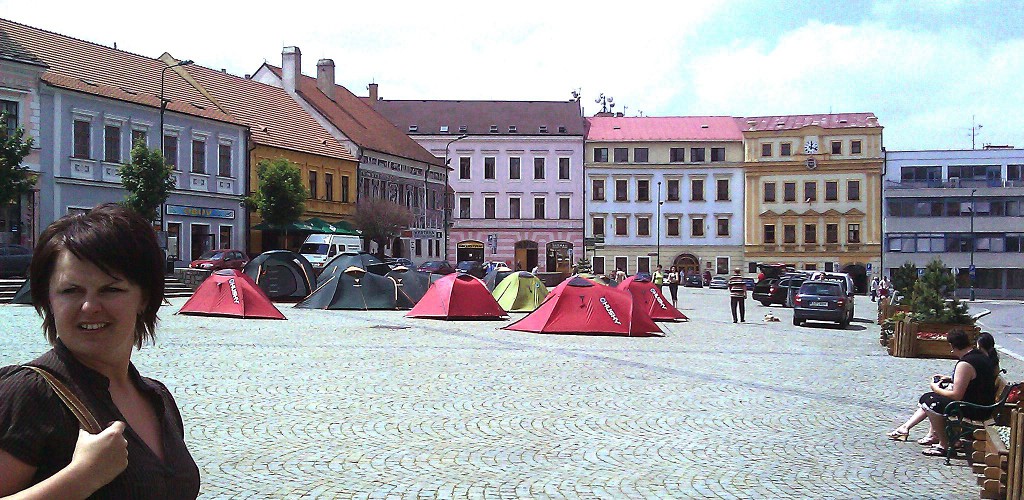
[793,280,854,328]
[0,244,32,278]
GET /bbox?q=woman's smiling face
[47,250,144,360]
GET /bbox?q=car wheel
[760,300,771,307]
[839,316,850,328]
[793,317,802,326]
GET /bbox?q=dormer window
[408,125,418,132]
[508,125,517,133]
[440,125,449,133]
[459,125,468,133]
[489,125,498,133]
[539,126,548,134]
[558,126,567,134]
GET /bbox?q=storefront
[456,240,484,263]
[164,202,241,266]
[545,240,574,274]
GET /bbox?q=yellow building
[741,113,883,292]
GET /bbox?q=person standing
[615,267,627,283]
[653,265,665,293]
[870,276,880,302]
[728,268,747,323]
[667,266,681,308]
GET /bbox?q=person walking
[728,268,747,323]
[870,276,879,302]
[879,276,891,300]
[653,265,665,293]
[667,266,681,308]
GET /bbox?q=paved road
[971,299,1024,361]
[2,287,1016,499]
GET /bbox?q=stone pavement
[2,287,1019,499]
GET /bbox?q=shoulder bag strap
[22,365,103,434]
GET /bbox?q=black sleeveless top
[959,348,996,416]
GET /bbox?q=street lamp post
[970,188,977,301]
[656,181,662,268]
[443,134,468,261]
[159,59,194,158]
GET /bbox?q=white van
[299,234,363,270]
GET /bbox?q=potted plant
[903,259,978,358]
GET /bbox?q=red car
[189,249,249,271]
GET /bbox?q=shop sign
[457,241,484,249]
[165,204,235,219]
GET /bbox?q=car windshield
[299,243,329,254]
[198,251,224,260]
[457,262,476,270]
[801,283,841,295]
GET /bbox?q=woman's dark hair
[947,329,972,350]
[976,332,999,370]
[30,203,165,349]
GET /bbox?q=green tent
[492,271,549,312]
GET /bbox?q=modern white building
[585,116,746,277]
[883,147,1024,298]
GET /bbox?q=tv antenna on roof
[969,115,983,149]
[595,93,615,113]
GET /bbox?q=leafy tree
[891,261,919,294]
[246,158,307,243]
[351,198,413,258]
[119,139,175,221]
[0,113,36,214]
[909,258,971,324]
[575,257,592,274]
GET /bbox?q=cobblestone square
[2,288,1015,499]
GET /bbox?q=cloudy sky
[2,0,1020,150]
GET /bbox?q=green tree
[909,258,971,324]
[351,198,413,258]
[0,113,36,214]
[119,139,175,221]
[246,158,307,246]
[575,257,592,274]
[891,261,919,294]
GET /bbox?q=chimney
[368,83,378,102]
[316,59,335,100]
[282,46,301,93]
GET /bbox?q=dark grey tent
[318,253,390,285]
[243,250,315,300]
[296,266,397,310]
[483,267,515,291]
[10,279,30,304]
[385,266,432,309]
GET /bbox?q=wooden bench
[1009,408,1024,500]
[944,378,1021,466]
[971,424,1009,499]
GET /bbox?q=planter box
[889,320,980,359]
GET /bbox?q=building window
[848,180,861,201]
[559,157,570,179]
[131,129,147,148]
[615,257,628,274]
[831,141,842,155]
[634,148,649,163]
[691,217,704,237]
[341,176,350,202]
[459,197,471,218]
[637,179,650,201]
[484,157,495,179]
[415,239,422,257]
[851,140,862,154]
[163,135,177,169]
[716,257,730,275]
[690,178,704,201]
[783,224,796,244]
[509,157,521,179]
[637,257,651,274]
[219,225,232,249]
[804,181,816,202]
[667,180,680,201]
[615,179,628,201]
[191,139,206,174]
[592,179,605,200]
[534,157,546,179]
[637,216,650,236]
[667,217,680,236]
[761,143,772,157]
[668,148,684,162]
[218,144,232,177]
[104,125,121,163]
[784,182,796,202]
[716,217,729,236]
[593,148,608,162]
[0,99,18,136]
[825,181,838,201]
[484,197,495,219]
[764,182,776,202]
[804,224,817,244]
[534,197,545,219]
[593,256,606,275]
[613,147,629,163]
[710,147,726,162]
[73,119,91,159]
[690,148,706,162]
[509,197,521,219]
[764,224,776,244]
[826,223,839,243]
[593,216,604,236]
[324,173,334,201]
[308,171,318,199]
[716,179,729,201]
[780,143,792,156]
[615,216,627,236]
[559,197,570,219]
[848,223,861,244]
[459,157,471,179]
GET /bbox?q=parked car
[0,243,32,278]
[752,275,807,307]
[189,249,249,271]
[708,275,729,289]
[385,257,415,269]
[793,280,854,327]
[742,277,756,290]
[417,260,455,275]
[456,260,485,279]
[683,274,703,288]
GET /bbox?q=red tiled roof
[181,63,356,161]
[740,113,881,132]
[0,17,238,125]
[370,99,586,137]
[263,65,443,166]
[585,116,743,141]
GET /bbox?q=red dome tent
[617,275,688,321]
[505,277,661,336]
[406,273,507,320]
[178,270,286,320]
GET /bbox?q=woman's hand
[68,422,128,492]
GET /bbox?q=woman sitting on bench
[887,330,997,456]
